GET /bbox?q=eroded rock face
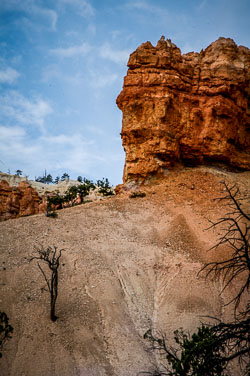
[0,180,44,221]
[117,37,250,182]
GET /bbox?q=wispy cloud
[33,5,57,31]
[196,0,208,12]
[50,42,91,58]
[57,0,95,17]
[38,133,103,173]
[99,43,131,64]
[126,0,156,12]
[0,125,25,139]
[0,91,52,128]
[42,65,85,86]
[0,0,58,31]
[124,0,189,28]
[49,40,130,63]
[0,125,41,164]
[0,123,101,176]
[125,0,169,16]
[90,71,118,89]
[0,67,20,84]
[40,133,94,147]
[41,65,61,82]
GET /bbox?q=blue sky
[0,0,249,184]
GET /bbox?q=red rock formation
[0,180,45,221]
[117,37,250,182]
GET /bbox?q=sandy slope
[0,167,249,376]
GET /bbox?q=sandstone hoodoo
[117,37,250,182]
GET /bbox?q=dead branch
[30,245,64,321]
[200,182,249,314]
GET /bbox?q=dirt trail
[0,168,249,375]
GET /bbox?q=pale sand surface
[0,167,249,375]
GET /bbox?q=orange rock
[0,180,44,221]
[117,37,250,182]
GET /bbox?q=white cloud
[0,122,123,182]
[57,0,95,17]
[0,123,99,176]
[99,43,131,64]
[42,65,85,86]
[65,30,80,38]
[125,0,168,16]
[126,0,153,11]
[0,125,40,162]
[32,5,57,31]
[40,133,94,147]
[90,71,118,89]
[0,125,25,139]
[42,65,61,82]
[50,42,91,58]
[0,0,58,31]
[49,40,130,64]
[0,91,52,128]
[0,67,20,84]
[10,55,22,65]
[124,0,186,28]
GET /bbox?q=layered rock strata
[0,180,45,221]
[117,37,250,182]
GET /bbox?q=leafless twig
[30,245,64,321]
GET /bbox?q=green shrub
[96,178,114,196]
[46,177,113,216]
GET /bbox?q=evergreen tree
[15,169,22,176]
[54,176,60,184]
[61,172,70,181]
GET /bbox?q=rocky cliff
[117,37,250,182]
[0,180,45,221]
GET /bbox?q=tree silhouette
[35,170,53,184]
[54,176,60,184]
[200,182,250,315]
[61,172,70,181]
[30,245,64,321]
[0,312,13,358]
[46,174,53,184]
[140,182,250,375]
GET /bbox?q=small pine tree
[15,169,22,176]
[45,174,53,184]
[96,178,114,196]
[61,173,70,181]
